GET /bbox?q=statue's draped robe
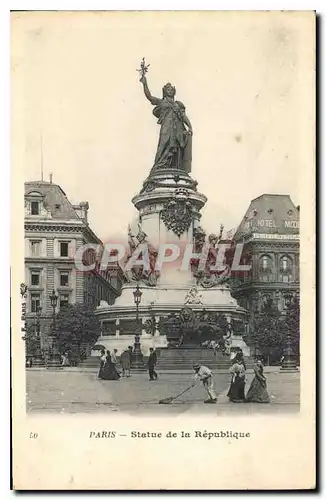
[152,99,192,172]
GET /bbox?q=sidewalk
[27,365,296,375]
[26,368,300,413]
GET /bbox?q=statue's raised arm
[137,57,160,105]
[137,58,193,173]
[140,75,161,106]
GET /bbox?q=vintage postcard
[11,10,315,490]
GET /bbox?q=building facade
[230,194,300,331]
[24,180,122,347]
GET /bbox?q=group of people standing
[98,346,159,381]
[98,346,134,380]
[98,348,120,380]
[227,350,270,403]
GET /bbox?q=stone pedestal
[47,341,62,368]
[280,344,299,372]
[33,345,44,366]
[132,333,145,369]
[95,167,249,361]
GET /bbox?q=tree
[250,298,285,363]
[52,303,101,363]
[22,322,39,358]
[283,295,300,357]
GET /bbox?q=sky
[12,11,314,243]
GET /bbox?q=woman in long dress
[245,360,270,403]
[140,75,193,172]
[227,352,246,403]
[101,351,120,381]
[98,348,106,379]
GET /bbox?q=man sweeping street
[192,363,217,403]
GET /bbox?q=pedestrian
[211,340,219,356]
[128,345,133,365]
[101,350,120,381]
[120,348,131,377]
[26,356,33,368]
[245,359,270,403]
[192,363,217,403]
[227,351,246,403]
[61,352,69,367]
[98,348,106,379]
[111,348,119,374]
[43,351,49,368]
[148,347,158,381]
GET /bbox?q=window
[60,271,69,287]
[30,240,41,257]
[83,248,96,267]
[261,255,271,270]
[31,201,40,215]
[259,274,273,283]
[59,294,69,309]
[31,293,41,313]
[60,242,69,257]
[281,256,289,271]
[280,274,289,283]
[279,256,293,282]
[31,270,40,286]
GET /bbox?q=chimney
[49,173,53,183]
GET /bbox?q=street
[26,368,300,415]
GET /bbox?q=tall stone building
[24,179,122,346]
[230,194,300,332]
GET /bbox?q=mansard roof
[25,180,80,221]
[234,194,299,241]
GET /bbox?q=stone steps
[155,348,253,371]
[80,349,254,371]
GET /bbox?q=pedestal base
[131,351,145,370]
[280,361,299,372]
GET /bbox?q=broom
[159,384,195,404]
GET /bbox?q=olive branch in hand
[137,57,150,80]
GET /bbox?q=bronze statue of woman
[139,66,193,173]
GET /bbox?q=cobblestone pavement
[26,367,300,414]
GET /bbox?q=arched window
[280,256,289,270]
[25,191,44,216]
[259,255,273,282]
[279,255,293,282]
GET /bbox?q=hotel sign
[257,219,299,229]
[244,219,299,231]
[257,219,276,228]
[253,233,300,241]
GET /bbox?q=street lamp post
[48,289,61,367]
[132,284,144,368]
[33,305,44,366]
